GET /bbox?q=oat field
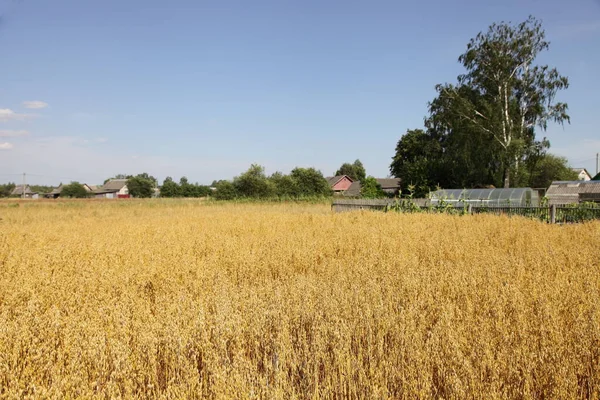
[1,200,599,399]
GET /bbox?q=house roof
[571,168,592,177]
[326,175,353,186]
[48,185,63,195]
[546,181,600,204]
[343,181,362,197]
[375,178,401,189]
[10,185,35,195]
[100,179,128,192]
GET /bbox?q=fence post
[550,204,556,224]
[467,204,472,215]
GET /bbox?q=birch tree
[436,16,569,187]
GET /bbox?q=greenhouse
[429,188,540,206]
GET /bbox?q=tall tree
[234,164,274,198]
[390,129,443,197]
[127,174,155,198]
[290,168,332,197]
[335,159,366,182]
[439,16,569,187]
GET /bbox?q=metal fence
[331,199,600,224]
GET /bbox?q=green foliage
[335,159,366,182]
[213,165,331,200]
[269,172,300,197]
[61,182,90,198]
[360,176,386,199]
[160,177,211,198]
[214,180,237,200]
[233,164,274,198]
[522,153,578,188]
[160,177,181,198]
[127,174,155,198]
[390,17,569,190]
[290,167,332,197]
[390,129,443,196]
[0,182,16,198]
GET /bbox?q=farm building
[46,183,94,199]
[430,188,540,206]
[546,181,600,205]
[343,181,361,197]
[93,179,129,199]
[376,178,401,195]
[327,176,354,193]
[328,177,401,197]
[10,185,38,199]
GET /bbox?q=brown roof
[375,178,401,189]
[343,181,362,197]
[10,185,35,196]
[99,179,128,192]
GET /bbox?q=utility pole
[22,172,26,199]
[596,153,599,176]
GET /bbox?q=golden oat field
[1,199,600,399]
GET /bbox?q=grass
[1,200,599,399]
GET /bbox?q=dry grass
[1,200,599,399]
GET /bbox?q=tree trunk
[503,165,510,188]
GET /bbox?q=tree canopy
[335,160,366,182]
[212,165,331,200]
[360,177,386,198]
[390,17,570,192]
[61,182,89,198]
[127,174,156,198]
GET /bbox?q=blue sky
[0,0,599,186]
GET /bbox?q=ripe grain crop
[1,200,599,399]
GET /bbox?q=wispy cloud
[0,109,34,122]
[0,129,29,137]
[0,142,14,150]
[22,100,49,109]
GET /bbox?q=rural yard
[1,200,599,399]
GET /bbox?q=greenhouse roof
[430,188,538,205]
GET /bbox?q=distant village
[4,166,599,206]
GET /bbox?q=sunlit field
[1,199,599,399]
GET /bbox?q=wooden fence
[331,199,600,224]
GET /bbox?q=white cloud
[0,130,29,137]
[0,109,33,122]
[0,142,14,150]
[22,101,49,109]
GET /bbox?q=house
[376,178,401,195]
[46,183,94,199]
[571,168,592,181]
[10,184,38,199]
[339,178,401,198]
[546,181,600,205]
[343,181,362,197]
[93,179,129,199]
[326,175,354,193]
